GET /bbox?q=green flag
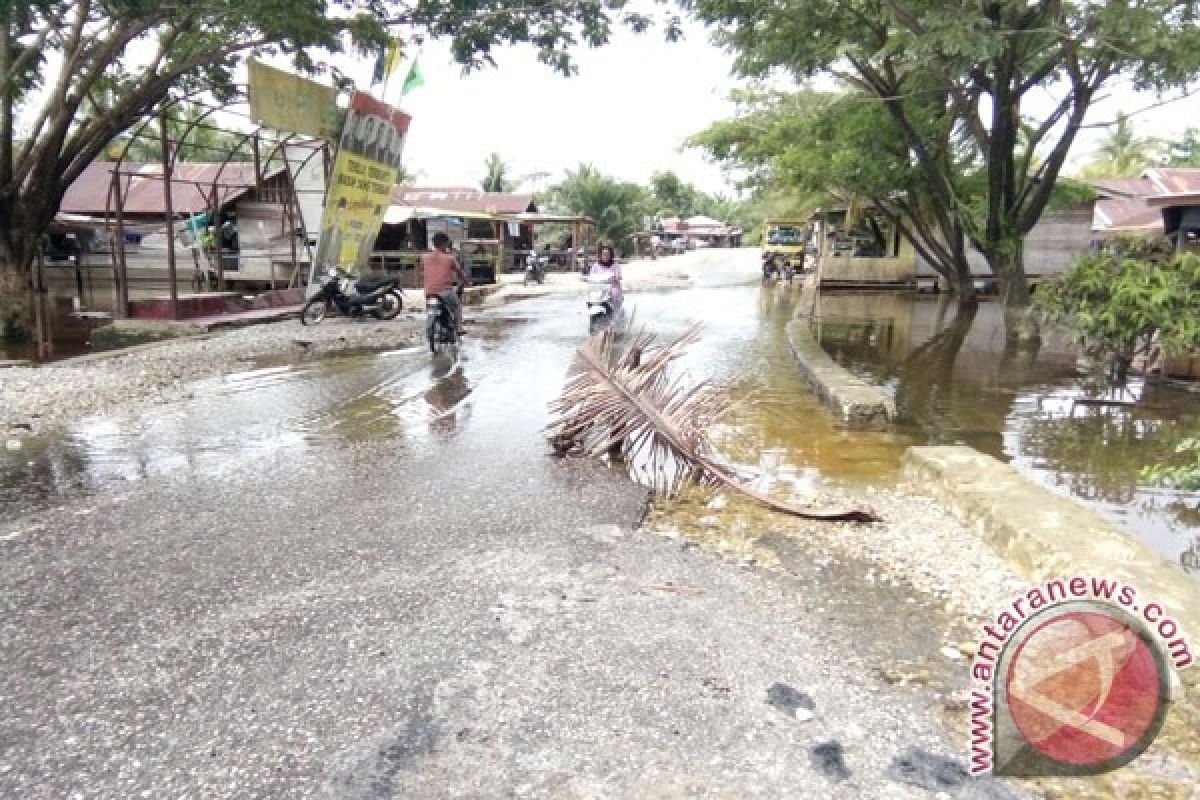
[401,58,425,96]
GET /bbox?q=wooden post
[210,186,224,292]
[284,189,299,291]
[160,113,179,319]
[110,167,130,318]
[33,247,48,360]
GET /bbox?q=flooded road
[3,252,1197,797]
[4,264,1197,570]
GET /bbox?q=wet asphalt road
[1,253,1028,798]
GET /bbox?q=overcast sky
[342,17,1200,195]
[345,19,743,195]
[28,14,1199,195]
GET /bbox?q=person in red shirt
[421,232,470,334]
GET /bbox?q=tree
[649,170,700,217]
[547,163,650,254]
[688,0,1200,341]
[1164,127,1200,168]
[105,103,254,163]
[0,1,673,341]
[1080,113,1161,178]
[1034,237,1200,385]
[481,152,515,193]
[690,87,979,299]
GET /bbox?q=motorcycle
[782,261,796,283]
[585,272,623,334]
[523,252,547,286]
[426,284,461,354]
[300,267,403,326]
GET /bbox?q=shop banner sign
[247,59,342,140]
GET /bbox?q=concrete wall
[914,204,1095,279]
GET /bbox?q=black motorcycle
[301,267,403,326]
[523,252,547,286]
[426,285,461,354]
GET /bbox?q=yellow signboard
[247,59,342,140]
[315,151,399,268]
[312,91,412,273]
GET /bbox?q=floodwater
[809,292,1200,571]
[3,267,1197,575]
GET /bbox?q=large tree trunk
[0,229,36,343]
[988,236,1039,345]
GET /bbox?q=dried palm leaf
[547,326,879,523]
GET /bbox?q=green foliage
[105,103,254,163]
[1046,178,1099,211]
[1142,438,1200,489]
[1035,239,1200,377]
[687,0,1200,304]
[1164,127,1200,167]
[481,152,516,193]
[1079,113,1162,178]
[0,0,674,280]
[545,164,651,254]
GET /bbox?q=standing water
[618,283,1199,574]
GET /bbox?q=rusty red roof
[1089,177,1155,198]
[390,187,537,215]
[61,161,278,216]
[1095,196,1162,231]
[1145,167,1200,194]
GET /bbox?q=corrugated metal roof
[391,187,537,215]
[1089,177,1155,198]
[61,161,281,216]
[1094,197,1162,232]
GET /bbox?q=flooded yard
[810,292,1200,572]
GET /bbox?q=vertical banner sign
[246,59,342,140]
[311,92,411,286]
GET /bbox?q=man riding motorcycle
[422,232,471,334]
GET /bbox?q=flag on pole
[371,37,404,86]
[400,57,425,96]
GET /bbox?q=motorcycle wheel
[523,272,532,287]
[300,298,328,326]
[426,314,440,354]
[375,290,403,320]
[537,273,545,285]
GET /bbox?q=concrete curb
[784,320,895,430]
[904,445,1198,692]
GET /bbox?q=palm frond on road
[547,326,879,523]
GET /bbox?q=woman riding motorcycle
[586,245,624,315]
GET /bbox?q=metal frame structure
[105,88,329,320]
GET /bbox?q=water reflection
[815,293,1200,567]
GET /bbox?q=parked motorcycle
[426,285,461,354]
[523,252,547,286]
[300,267,403,326]
[585,272,623,334]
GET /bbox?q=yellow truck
[761,219,811,274]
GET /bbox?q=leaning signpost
[246,60,412,296]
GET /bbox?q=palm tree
[1081,113,1161,178]
[481,152,516,192]
[547,163,651,253]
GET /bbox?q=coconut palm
[1081,113,1161,178]
[546,163,651,253]
[481,152,516,192]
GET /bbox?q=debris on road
[547,325,880,522]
